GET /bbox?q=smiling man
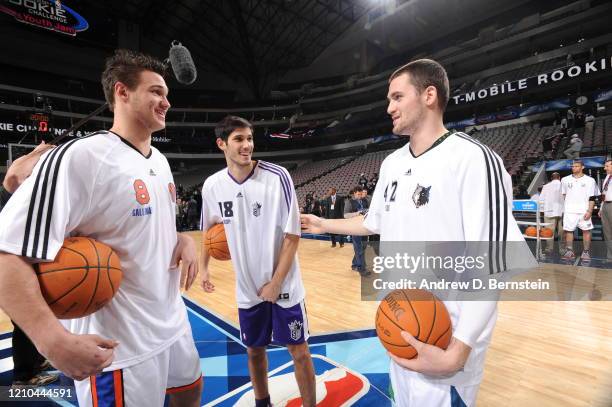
[0,49,202,406]
[301,59,530,406]
[200,116,315,407]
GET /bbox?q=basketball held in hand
[205,223,231,261]
[376,289,452,359]
[35,237,122,319]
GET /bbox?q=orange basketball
[375,289,452,359]
[205,223,231,261]
[525,226,537,237]
[540,227,553,238]
[35,237,122,319]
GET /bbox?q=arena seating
[288,157,349,186]
[471,123,557,176]
[585,114,612,149]
[468,58,567,92]
[295,150,391,202]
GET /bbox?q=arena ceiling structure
[130,0,374,99]
[0,0,375,99]
[2,0,575,101]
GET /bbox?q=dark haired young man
[0,49,202,406]
[302,59,529,406]
[200,116,316,407]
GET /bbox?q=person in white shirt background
[561,160,600,261]
[564,133,583,159]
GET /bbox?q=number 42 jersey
[200,161,304,309]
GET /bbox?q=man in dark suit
[322,187,345,247]
[344,186,370,276]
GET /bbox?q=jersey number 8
[133,179,150,205]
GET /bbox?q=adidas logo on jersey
[236,192,243,198]
[404,169,412,176]
[149,169,156,176]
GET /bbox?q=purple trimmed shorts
[238,300,309,347]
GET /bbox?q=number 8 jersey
[200,161,304,309]
[0,131,188,370]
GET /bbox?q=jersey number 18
[218,201,234,217]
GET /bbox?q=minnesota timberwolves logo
[288,320,303,341]
[252,201,262,217]
[412,184,431,208]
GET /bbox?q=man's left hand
[258,281,281,303]
[173,234,199,290]
[387,332,469,377]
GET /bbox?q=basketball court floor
[0,233,610,406]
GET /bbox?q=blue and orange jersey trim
[166,375,202,395]
[90,370,125,407]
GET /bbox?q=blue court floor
[0,297,394,406]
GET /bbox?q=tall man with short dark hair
[301,58,529,406]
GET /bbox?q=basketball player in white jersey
[301,59,530,406]
[0,50,202,406]
[561,159,600,260]
[200,116,316,407]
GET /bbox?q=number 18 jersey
[201,161,304,309]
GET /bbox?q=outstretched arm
[300,213,372,236]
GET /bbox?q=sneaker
[562,249,575,260]
[38,360,54,371]
[13,373,59,387]
[581,250,591,261]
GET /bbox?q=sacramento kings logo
[412,184,431,208]
[252,202,262,217]
[288,320,303,341]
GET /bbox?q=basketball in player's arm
[300,214,473,376]
[0,145,119,380]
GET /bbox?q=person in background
[1,142,59,387]
[564,134,583,159]
[561,160,600,261]
[600,160,612,261]
[344,186,369,276]
[358,173,368,189]
[540,172,564,255]
[321,187,345,247]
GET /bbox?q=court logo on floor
[206,354,370,406]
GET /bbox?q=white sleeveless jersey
[364,132,527,386]
[0,131,188,370]
[561,174,599,214]
[201,161,304,309]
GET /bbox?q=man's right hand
[201,268,215,293]
[300,214,325,234]
[41,331,118,381]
